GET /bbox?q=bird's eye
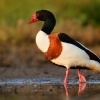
[36,13,39,18]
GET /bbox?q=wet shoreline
[1,77,100,85]
[0,78,100,92]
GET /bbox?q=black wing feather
[58,33,100,63]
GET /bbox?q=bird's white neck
[36,30,50,52]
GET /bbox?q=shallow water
[0,78,100,100]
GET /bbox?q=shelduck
[28,10,100,83]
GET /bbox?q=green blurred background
[1,0,100,26]
[0,0,100,68]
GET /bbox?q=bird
[28,10,100,83]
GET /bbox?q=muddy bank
[0,65,100,80]
[0,44,100,80]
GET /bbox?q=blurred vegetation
[0,0,100,45]
[81,2,100,26]
[0,0,100,67]
[0,0,100,26]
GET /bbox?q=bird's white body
[36,30,100,71]
[51,42,90,68]
[52,42,100,70]
[36,30,50,52]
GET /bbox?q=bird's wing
[58,33,100,63]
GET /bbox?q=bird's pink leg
[78,69,86,83]
[64,69,70,83]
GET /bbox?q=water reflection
[64,83,100,100]
[64,83,86,99]
[78,83,86,95]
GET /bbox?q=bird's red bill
[28,13,38,24]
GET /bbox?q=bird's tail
[89,60,100,72]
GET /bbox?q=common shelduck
[28,10,100,83]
